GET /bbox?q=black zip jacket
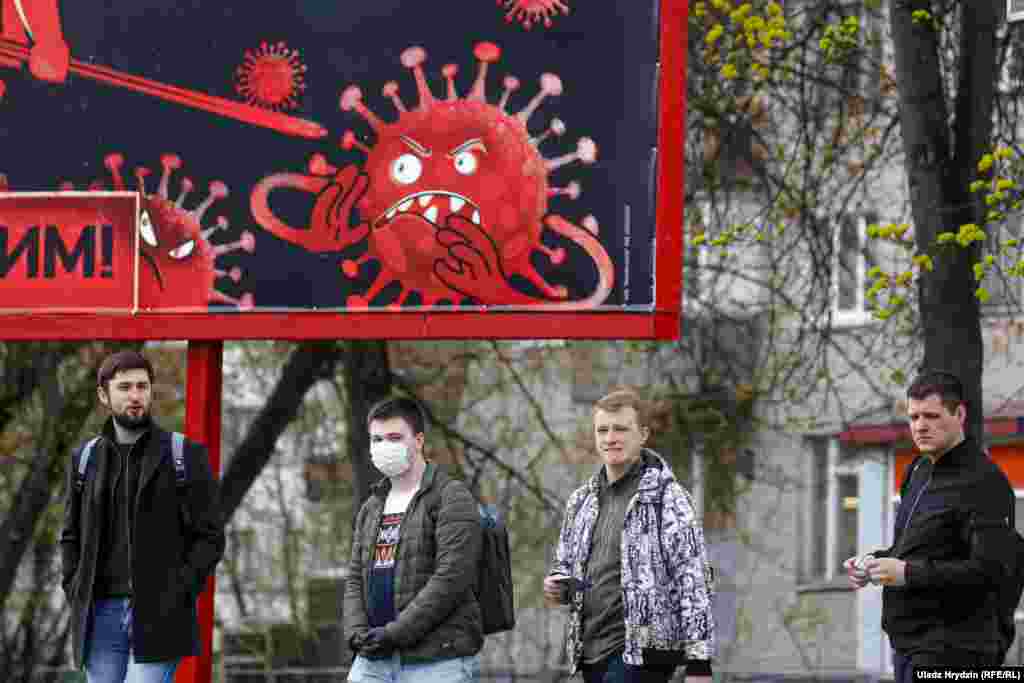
[874,438,1013,655]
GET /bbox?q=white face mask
[370,441,413,478]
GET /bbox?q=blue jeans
[347,653,480,682]
[85,598,179,683]
[581,652,677,683]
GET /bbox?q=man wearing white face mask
[344,397,483,682]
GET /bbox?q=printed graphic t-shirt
[367,512,404,628]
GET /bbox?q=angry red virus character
[251,41,612,308]
[81,153,256,310]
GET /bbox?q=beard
[113,411,152,431]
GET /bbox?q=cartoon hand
[433,214,508,301]
[311,165,371,250]
[251,164,371,254]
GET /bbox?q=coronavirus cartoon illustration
[251,41,613,309]
[235,41,307,111]
[82,153,256,310]
[498,0,569,30]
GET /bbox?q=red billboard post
[0,0,687,680]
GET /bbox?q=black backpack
[428,471,515,635]
[475,502,515,635]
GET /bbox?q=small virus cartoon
[498,0,569,30]
[235,41,307,111]
[82,154,256,310]
[251,41,613,309]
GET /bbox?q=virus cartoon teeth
[98,153,255,310]
[498,0,570,30]
[235,41,307,111]
[251,41,613,309]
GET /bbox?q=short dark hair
[367,396,426,436]
[907,369,965,415]
[593,387,649,426]
[97,350,154,391]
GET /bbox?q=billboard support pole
[175,340,223,683]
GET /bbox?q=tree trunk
[219,341,345,523]
[0,347,102,612]
[344,341,392,512]
[891,1,997,440]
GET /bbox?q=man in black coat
[59,350,225,682]
[844,370,1014,683]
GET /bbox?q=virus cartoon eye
[169,240,196,260]
[391,153,423,185]
[139,210,158,247]
[453,151,479,176]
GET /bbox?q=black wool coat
[59,420,225,667]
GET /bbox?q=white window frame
[803,437,862,583]
[830,215,879,327]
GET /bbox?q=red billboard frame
[0,1,686,341]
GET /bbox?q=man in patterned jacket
[544,388,715,683]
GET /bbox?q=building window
[803,438,861,582]
[831,214,882,324]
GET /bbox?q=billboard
[0,0,685,339]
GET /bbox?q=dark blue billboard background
[0,0,661,312]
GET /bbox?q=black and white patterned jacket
[550,449,715,674]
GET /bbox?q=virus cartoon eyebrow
[399,135,432,157]
[448,138,487,157]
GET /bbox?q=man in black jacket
[59,350,225,682]
[844,370,1014,683]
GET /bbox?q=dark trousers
[581,652,677,683]
[893,649,1000,683]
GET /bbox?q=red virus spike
[104,153,127,190]
[545,137,598,172]
[382,81,407,112]
[57,180,75,191]
[88,180,105,191]
[498,75,520,112]
[212,230,255,258]
[469,42,501,102]
[158,154,182,199]
[400,46,436,110]
[100,153,254,311]
[531,117,565,146]
[341,131,372,156]
[175,177,194,209]
[190,181,229,224]
[499,0,570,30]
[549,180,581,200]
[201,216,230,241]
[517,73,562,125]
[133,166,152,194]
[308,153,338,177]
[441,64,459,101]
[340,86,385,133]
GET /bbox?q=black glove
[347,630,369,654]
[359,627,397,659]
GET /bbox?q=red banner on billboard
[0,193,138,312]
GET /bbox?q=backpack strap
[74,437,102,492]
[169,432,191,529]
[171,432,187,487]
